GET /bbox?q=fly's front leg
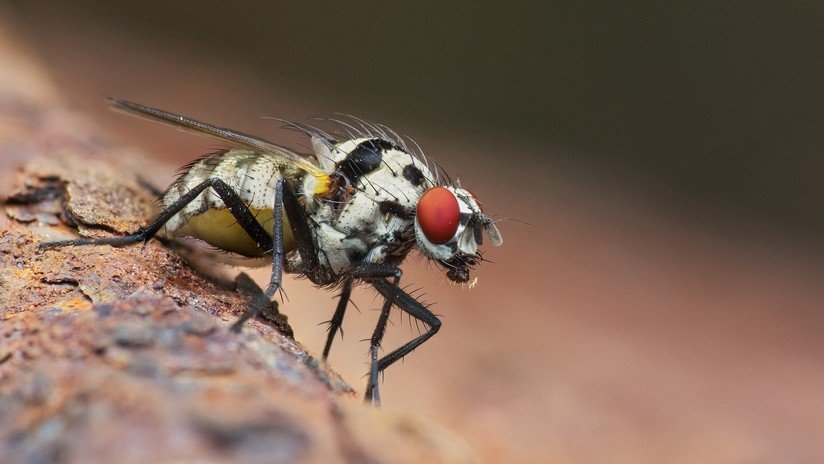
[352,263,442,406]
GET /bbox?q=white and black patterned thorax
[303,137,434,275]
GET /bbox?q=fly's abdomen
[163,149,298,257]
[181,207,295,257]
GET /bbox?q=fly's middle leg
[230,179,286,331]
[229,177,327,331]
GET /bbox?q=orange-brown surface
[4,7,824,463]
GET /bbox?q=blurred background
[7,2,823,463]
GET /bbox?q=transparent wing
[108,98,327,177]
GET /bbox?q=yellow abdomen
[179,208,296,258]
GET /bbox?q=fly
[39,99,503,405]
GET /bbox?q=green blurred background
[11,1,824,245]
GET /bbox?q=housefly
[40,99,503,405]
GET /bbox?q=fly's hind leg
[352,263,442,406]
[39,177,274,251]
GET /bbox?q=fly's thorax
[300,136,437,274]
[333,139,432,235]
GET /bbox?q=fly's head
[414,186,502,283]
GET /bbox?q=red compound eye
[417,187,460,244]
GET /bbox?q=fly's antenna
[491,217,532,226]
[478,213,504,246]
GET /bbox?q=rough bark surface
[0,19,479,464]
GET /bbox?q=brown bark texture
[0,20,479,464]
